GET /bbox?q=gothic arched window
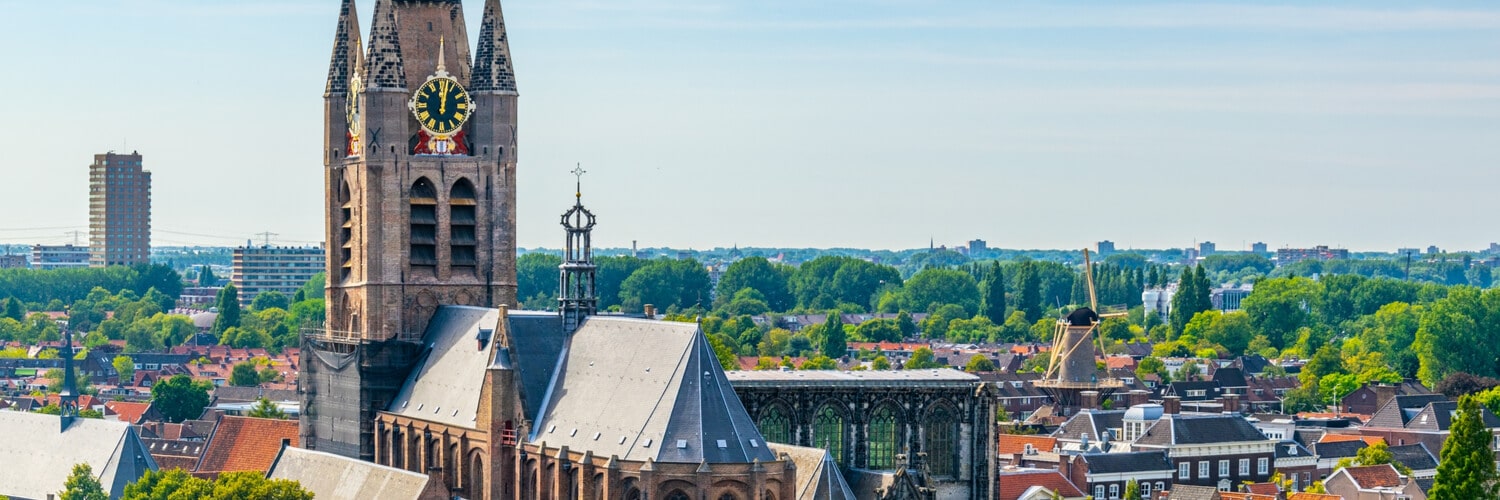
[867,405,899,469]
[409,178,438,269]
[924,406,958,477]
[758,405,791,444]
[449,179,477,270]
[467,451,485,497]
[813,406,846,466]
[338,178,353,281]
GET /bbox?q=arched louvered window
[758,405,791,444]
[449,179,477,270]
[867,405,899,469]
[925,406,958,476]
[409,178,438,269]
[338,178,353,281]
[813,406,846,466]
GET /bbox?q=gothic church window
[924,406,958,477]
[813,406,846,466]
[409,178,438,268]
[758,405,791,444]
[867,405,899,469]
[450,179,477,270]
[666,491,691,500]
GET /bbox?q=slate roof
[1311,439,1366,459]
[268,445,435,500]
[1167,381,1221,401]
[194,416,299,476]
[1134,414,1268,446]
[504,312,566,420]
[1365,394,1451,429]
[1167,484,1222,500]
[530,317,775,464]
[769,443,856,500]
[0,412,158,500]
[1052,409,1126,443]
[364,0,407,89]
[1275,440,1314,459]
[1082,450,1173,474]
[388,306,503,429]
[211,386,298,404]
[1388,443,1438,471]
[1211,367,1248,388]
[1406,400,1500,431]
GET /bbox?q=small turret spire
[472,0,518,93]
[559,166,597,333]
[364,0,408,90]
[324,0,364,95]
[59,324,79,430]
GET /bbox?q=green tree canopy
[964,354,995,373]
[249,291,289,311]
[618,259,712,313]
[820,312,846,358]
[1241,276,1322,349]
[905,347,943,369]
[900,268,980,317]
[151,374,212,423]
[516,253,562,310]
[113,355,133,384]
[981,261,1007,324]
[714,257,793,311]
[212,284,241,334]
[1430,395,1499,499]
[199,265,217,286]
[248,397,287,419]
[230,362,259,387]
[60,463,106,500]
[121,469,312,500]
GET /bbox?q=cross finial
[571,163,587,199]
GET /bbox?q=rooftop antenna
[65,231,84,246]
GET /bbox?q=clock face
[346,75,363,131]
[410,77,471,135]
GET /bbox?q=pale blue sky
[0,1,1496,252]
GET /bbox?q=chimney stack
[1163,396,1181,415]
[1374,383,1397,413]
[1129,390,1149,408]
[1222,393,1241,414]
[1080,391,1099,411]
[643,304,656,318]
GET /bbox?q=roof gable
[388,306,502,428]
[196,416,299,475]
[531,317,774,464]
[268,446,436,500]
[0,412,158,499]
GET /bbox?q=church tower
[304,0,520,460]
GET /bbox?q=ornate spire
[559,165,596,333]
[471,0,517,93]
[324,0,363,95]
[364,0,408,90]
[59,324,79,430]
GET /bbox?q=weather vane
[571,163,587,199]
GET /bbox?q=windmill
[1033,249,1126,415]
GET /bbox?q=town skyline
[1,0,1497,251]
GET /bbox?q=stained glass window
[867,406,899,469]
[813,406,846,465]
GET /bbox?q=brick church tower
[302,0,520,460]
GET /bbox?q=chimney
[1080,391,1099,411]
[1163,396,1181,415]
[643,304,656,318]
[1374,383,1397,412]
[1222,393,1241,414]
[1129,390,1149,408]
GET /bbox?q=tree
[895,311,916,339]
[3,297,21,321]
[900,269,981,317]
[212,284,241,334]
[1335,441,1411,474]
[113,355,133,383]
[982,262,1007,324]
[516,253,563,309]
[249,291,289,311]
[714,257,793,311]
[1435,372,1500,399]
[1015,262,1043,322]
[296,272,325,300]
[905,347,943,369]
[248,398,287,419]
[1178,361,1201,381]
[799,355,837,370]
[871,355,892,370]
[618,259,712,312]
[122,469,311,500]
[1415,287,1499,386]
[1430,395,1499,500]
[820,311,846,358]
[1241,277,1322,349]
[61,463,107,500]
[198,265,216,286]
[230,362,259,387]
[964,354,995,373]
[1123,478,1142,500]
[151,374,212,423]
[854,319,902,343]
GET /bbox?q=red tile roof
[996,470,1083,500]
[1243,483,1280,496]
[105,401,151,424]
[1219,493,1276,500]
[1342,464,1402,488]
[1319,433,1384,446]
[1286,494,1341,500]
[194,416,299,477]
[997,435,1057,455]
